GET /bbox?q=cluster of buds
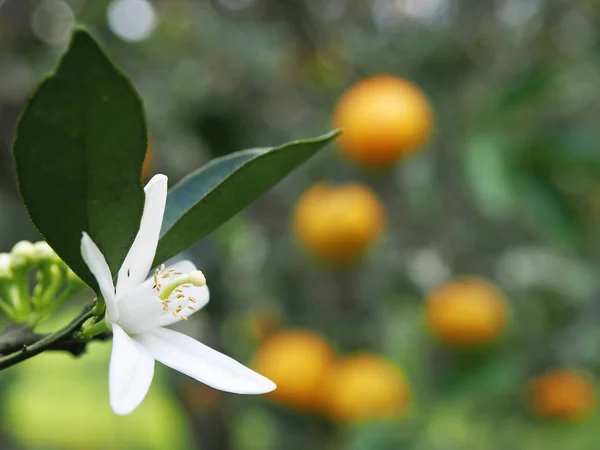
[0,240,85,327]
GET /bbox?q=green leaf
[154,130,340,265]
[463,133,516,219]
[13,29,146,287]
[515,172,581,248]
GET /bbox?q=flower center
[156,269,206,300]
[149,265,206,320]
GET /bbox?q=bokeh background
[2,0,600,449]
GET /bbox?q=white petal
[80,232,118,322]
[116,260,209,335]
[116,174,168,297]
[109,324,155,415]
[136,327,276,394]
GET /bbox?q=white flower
[80,174,276,415]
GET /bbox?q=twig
[0,303,97,371]
[0,324,111,357]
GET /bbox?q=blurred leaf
[495,67,556,113]
[154,130,340,264]
[515,172,581,248]
[343,419,415,450]
[13,29,146,286]
[463,134,516,219]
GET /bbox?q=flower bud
[49,263,62,278]
[10,241,35,268]
[33,241,59,263]
[0,253,13,279]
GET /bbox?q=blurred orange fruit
[293,183,385,262]
[530,370,596,420]
[143,141,153,181]
[425,277,507,346]
[320,354,410,423]
[248,311,282,342]
[252,330,334,410]
[333,75,433,167]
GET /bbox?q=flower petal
[116,174,168,297]
[109,324,155,415]
[119,284,209,335]
[80,232,118,322]
[136,327,276,394]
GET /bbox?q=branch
[0,325,111,357]
[0,303,98,371]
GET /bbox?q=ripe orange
[530,370,596,420]
[252,330,334,411]
[333,75,433,167]
[425,277,507,346]
[293,183,385,262]
[320,354,410,423]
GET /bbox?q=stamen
[160,264,165,271]
[172,305,183,317]
[176,294,185,299]
[187,306,195,310]
[161,273,170,279]
[180,315,188,320]
[188,296,196,303]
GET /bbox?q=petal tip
[110,401,136,416]
[263,379,277,393]
[146,173,168,189]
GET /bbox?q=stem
[0,297,16,321]
[0,302,95,371]
[92,296,106,316]
[35,268,64,309]
[81,319,108,339]
[12,272,31,319]
[32,286,79,327]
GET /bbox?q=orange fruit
[530,370,596,420]
[252,330,334,411]
[248,311,282,342]
[425,277,507,346]
[320,354,410,423]
[293,183,385,262]
[333,75,433,167]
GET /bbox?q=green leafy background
[2,1,600,449]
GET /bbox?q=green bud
[49,264,62,278]
[33,241,60,263]
[10,241,35,268]
[0,253,13,279]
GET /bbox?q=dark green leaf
[154,130,340,265]
[13,29,146,287]
[161,148,267,233]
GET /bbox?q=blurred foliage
[2,0,600,449]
